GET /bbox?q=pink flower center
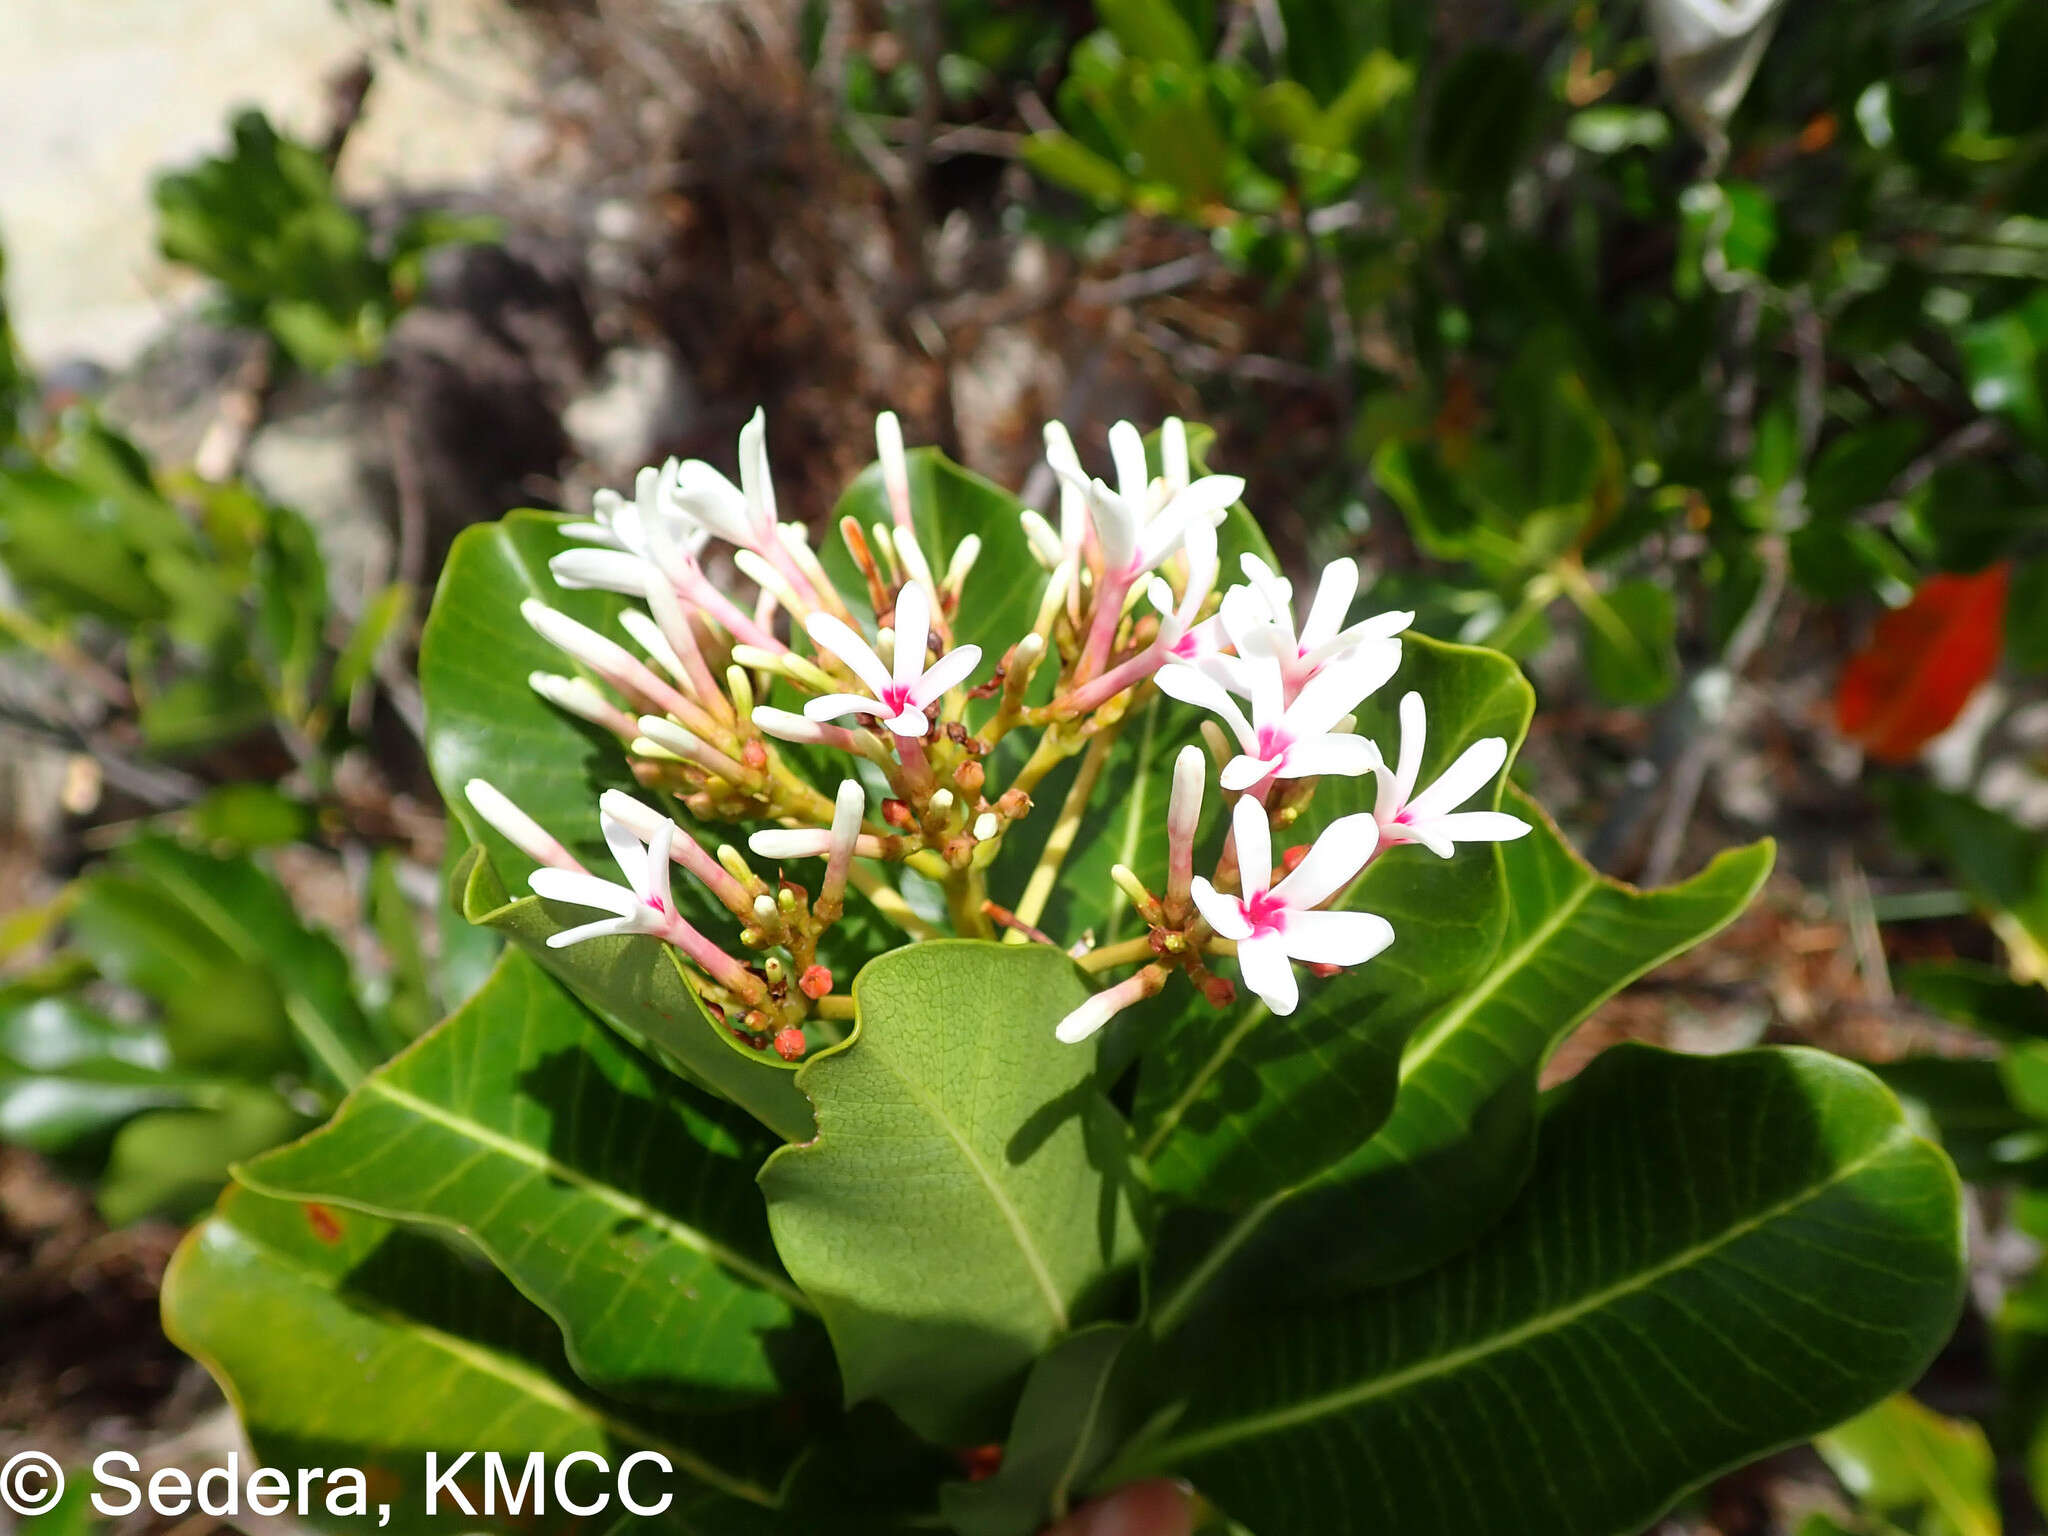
[646,895,668,914]
[1243,888,1289,937]
[879,682,916,715]
[1254,724,1291,763]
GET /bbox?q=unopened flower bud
[954,760,985,795]
[943,534,981,597]
[753,894,779,923]
[464,780,582,872]
[530,672,635,737]
[973,812,999,842]
[877,411,913,532]
[1199,974,1238,1009]
[799,965,833,999]
[774,1027,808,1062]
[882,798,915,830]
[996,788,1031,819]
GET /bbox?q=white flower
[1156,648,1394,793]
[1220,555,1412,695]
[554,462,708,595]
[1146,495,1223,659]
[1191,796,1394,1017]
[1048,419,1245,585]
[528,810,681,948]
[660,406,781,555]
[801,581,982,738]
[1373,692,1533,857]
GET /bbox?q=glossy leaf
[110,836,382,1091]
[163,1185,801,1536]
[1577,577,1678,707]
[240,949,819,1405]
[1837,566,2008,764]
[1816,1395,2000,1536]
[941,1325,1151,1536]
[419,510,639,883]
[1130,633,1530,1206]
[760,941,1141,1444]
[1120,1047,1965,1536]
[455,846,813,1143]
[1153,789,1774,1318]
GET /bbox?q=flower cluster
[464,409,1529,1058]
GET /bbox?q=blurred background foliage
[3,0,2048,1528]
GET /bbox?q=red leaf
[1835,564,2008,763]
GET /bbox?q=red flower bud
[799,965,834,999]
[774,1027,808,1062]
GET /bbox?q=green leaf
[1899,959,2048,1045]
[240,949,819,1405]
[760,941,1141,1444]
[823,446,1040,679]
[1118,1046,1966,1536]
[1154,790,1774,1318]
[1816,1396,2001,1536]
[940,1325,1152,1536]
[1131,633,1530,1206]
[1097,0,1205,65]
[1576,577,1678,706]
[1424,48,1539,200]
[1022,132,1135,208]
[0,995,192,1154]
[113,836,382,1092]
[456,846,813,1143]
[100,1086,307,1225]
[420,511,640,884]
[163,1184,803,1535]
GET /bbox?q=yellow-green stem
[1077,935,1159,973]
[1005,724,1121,942]
[847,864,942,940]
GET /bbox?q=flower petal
[1109,420,1150,506]
[803,692,884,722]
[1236,933,1299,1016]
[529,868,639,918]
[1190,876,1253,940]
[1406,736,1509,821]
[1285,639,1401,737]
[1156,663,1256,748]
[600,812,648,890]
[1395,690,1426,803]
[805,613,894,698]
[1427,810,1533,845]
[1232,793,1274,898]
[1298,558,1360,653]
[882,706,931,738]
[1220,754,1277,793]
[910,643,983,706]
[893,581,932,688]
[1273,811,1379,910]
[549,548,657,595]
[738,406,778,537]
[1280,909,1394,968]
[546,917,641,948]
[1275,733,1381,780]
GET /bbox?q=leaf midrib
[864,1042,1072,1333]
[201,1220,783,1510]
[1144,1125,1915,1463]
[345,1077,815,1313]
[1397,879,1596,1074]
